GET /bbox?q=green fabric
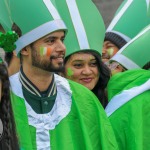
[11,91,34,150]
[11,79,118,150]
[111,24,150,69]
[55,0,105,56]
[9,0,54,35]
[0,0,12,31]
[22,86,56,114]
[107,69,150,101]
[107,69,150,150]
[108,1,150,39]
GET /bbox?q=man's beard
[31,47,65,72]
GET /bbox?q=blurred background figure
[109,24,150,75]
[105,68,150,150]
[102,0,150,63]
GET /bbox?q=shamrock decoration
[0,31,18,52]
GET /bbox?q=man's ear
[20,46,30,56]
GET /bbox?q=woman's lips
[80,78,93,83]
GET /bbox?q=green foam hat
[55,0,105,57]
[6,0,67,55]
[110,24,150,70]
[107,0,150,42]
[0,0,12,32]
[146,0,150,16]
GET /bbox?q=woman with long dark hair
[0,31,19,149]
[0,59,19,150]
[64,50,111,108]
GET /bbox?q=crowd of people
[0,0,150,150]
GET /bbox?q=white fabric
[110,53,140,70]
[107,0,133,31]
[9,73,72,150]
[105,79,150,117]
[43,0,61,20]
[66,0,90,49]
[146,0,150,10]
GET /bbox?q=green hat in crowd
[55,0,105,57]
[5,0,67,55]
[0,0,12,31]
[146,0,150,16]
[106,0,150,48]
[110,24,150,70]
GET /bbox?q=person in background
[108,24,150,75]
[0,31,19,150]
[102,32,127,63]
[102,0,150,63]
[5,0,118,149]
[105,68,150,150]
[56,0,111,108]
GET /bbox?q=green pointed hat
[0,0,12,32]
[106,0,150,43]
[110,24,150,70]
[54,0,105,57]
[5,0,67,55]
[146,0,150,16]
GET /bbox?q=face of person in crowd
[107,61,126,76]
[25,31,66,72]
[102,40,119,63]
[64,53,100,90]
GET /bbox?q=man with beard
[3,0,118,150]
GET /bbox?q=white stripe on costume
[66,0,90,49]
[43,0,61,20]
[107,0,133,31]
[105,79,150,117]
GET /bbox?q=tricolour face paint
[40,47,52,56]
[67,68,74,77]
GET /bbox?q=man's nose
[56,40,66,52]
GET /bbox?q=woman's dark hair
[4,52,13,67]
[64,50,111,108]
[143,61,150,70]
[0,63,19,150]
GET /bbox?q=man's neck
[22,65,53,92]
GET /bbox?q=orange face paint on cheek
[46,47,52,56]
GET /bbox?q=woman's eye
[73,64,83,68]
[90,62,98,67]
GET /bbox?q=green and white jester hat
[6,0,67,55]
[54,0,105,57]
[110,24,150,70]
[0,0,12,32]
[106,0,150,45]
